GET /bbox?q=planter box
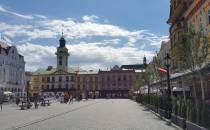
[147,104,157,112]
[158,109,165,117]
[171,114,186,129]
[186,121,208,130]
[147,104,153,110]
[151,105,156,112]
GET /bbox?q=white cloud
[17,43,56,71]
[82,15,99,22]
[0,15,167,48]
[0,6,168,71]
[34,14,47,19]
[0,5,34,19]
[17,42,154,71]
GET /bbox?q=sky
[0,0,170,71]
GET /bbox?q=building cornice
[184,0,208,20]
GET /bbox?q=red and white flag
[158,67,167,73]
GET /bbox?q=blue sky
[0,0,170,71]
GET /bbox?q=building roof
[32,67,78,75]
[32,67,98,75]
[77,70,98,75]
[120,64,145,70]
[99,69,135,74]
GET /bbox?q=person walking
[34,99,38,109]
[16,97,20,106]
[0,97,3,112]
[68,94,73,104]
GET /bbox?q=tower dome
[59,36,66,47]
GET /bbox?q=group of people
[64,93,73,104]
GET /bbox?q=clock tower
[56,36,69,71]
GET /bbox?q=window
[83,77,86,82]
[65,84,69,89]
[118,76,121,81]
[47,77,50,83]
[107,76,110,81]
[89,77,93,82]
[71,76,74,81]
[101,76,104,81]
[52,77,55,82]
[42,77,45,82]
[47,85,49,89]
[58,84,61,88]
[59,56,62,65]
[51,84,54,89]
[77,77,80,82]
[66,76,69,82]
[41,85,44,90]
[112,75,116,81]
[59,76,62,82]
[95,76,98,82]
[129,75,132,81]
[123,75,127,81]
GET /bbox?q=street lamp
[165,53,172,119]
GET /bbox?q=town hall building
[30,36,146,98]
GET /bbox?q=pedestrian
[16,97,20,106]
[0,97,3,112]
[69,94,73,104]
[34,99,38,109]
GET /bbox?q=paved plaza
[0,99,178,130]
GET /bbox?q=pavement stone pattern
[0,99,178,130]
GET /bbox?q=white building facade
[0,40,25,93]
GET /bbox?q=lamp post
[165,53,172,119]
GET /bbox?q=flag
[158,67,167,73]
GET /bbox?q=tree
[183,27,209,123]
[137,56,162,95]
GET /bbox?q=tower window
[59,56,62,65]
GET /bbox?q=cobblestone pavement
[0,99,178,130]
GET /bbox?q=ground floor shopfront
[40,89,130,99]
[149,66,210,101]
[98,90,129,98]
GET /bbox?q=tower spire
[61,24,64,37]
[59,25,66,48]
[143,55,147,67]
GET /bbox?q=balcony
[170,21,185,34]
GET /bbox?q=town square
[0,0,210,130]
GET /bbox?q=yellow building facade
[168,0,194,73]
